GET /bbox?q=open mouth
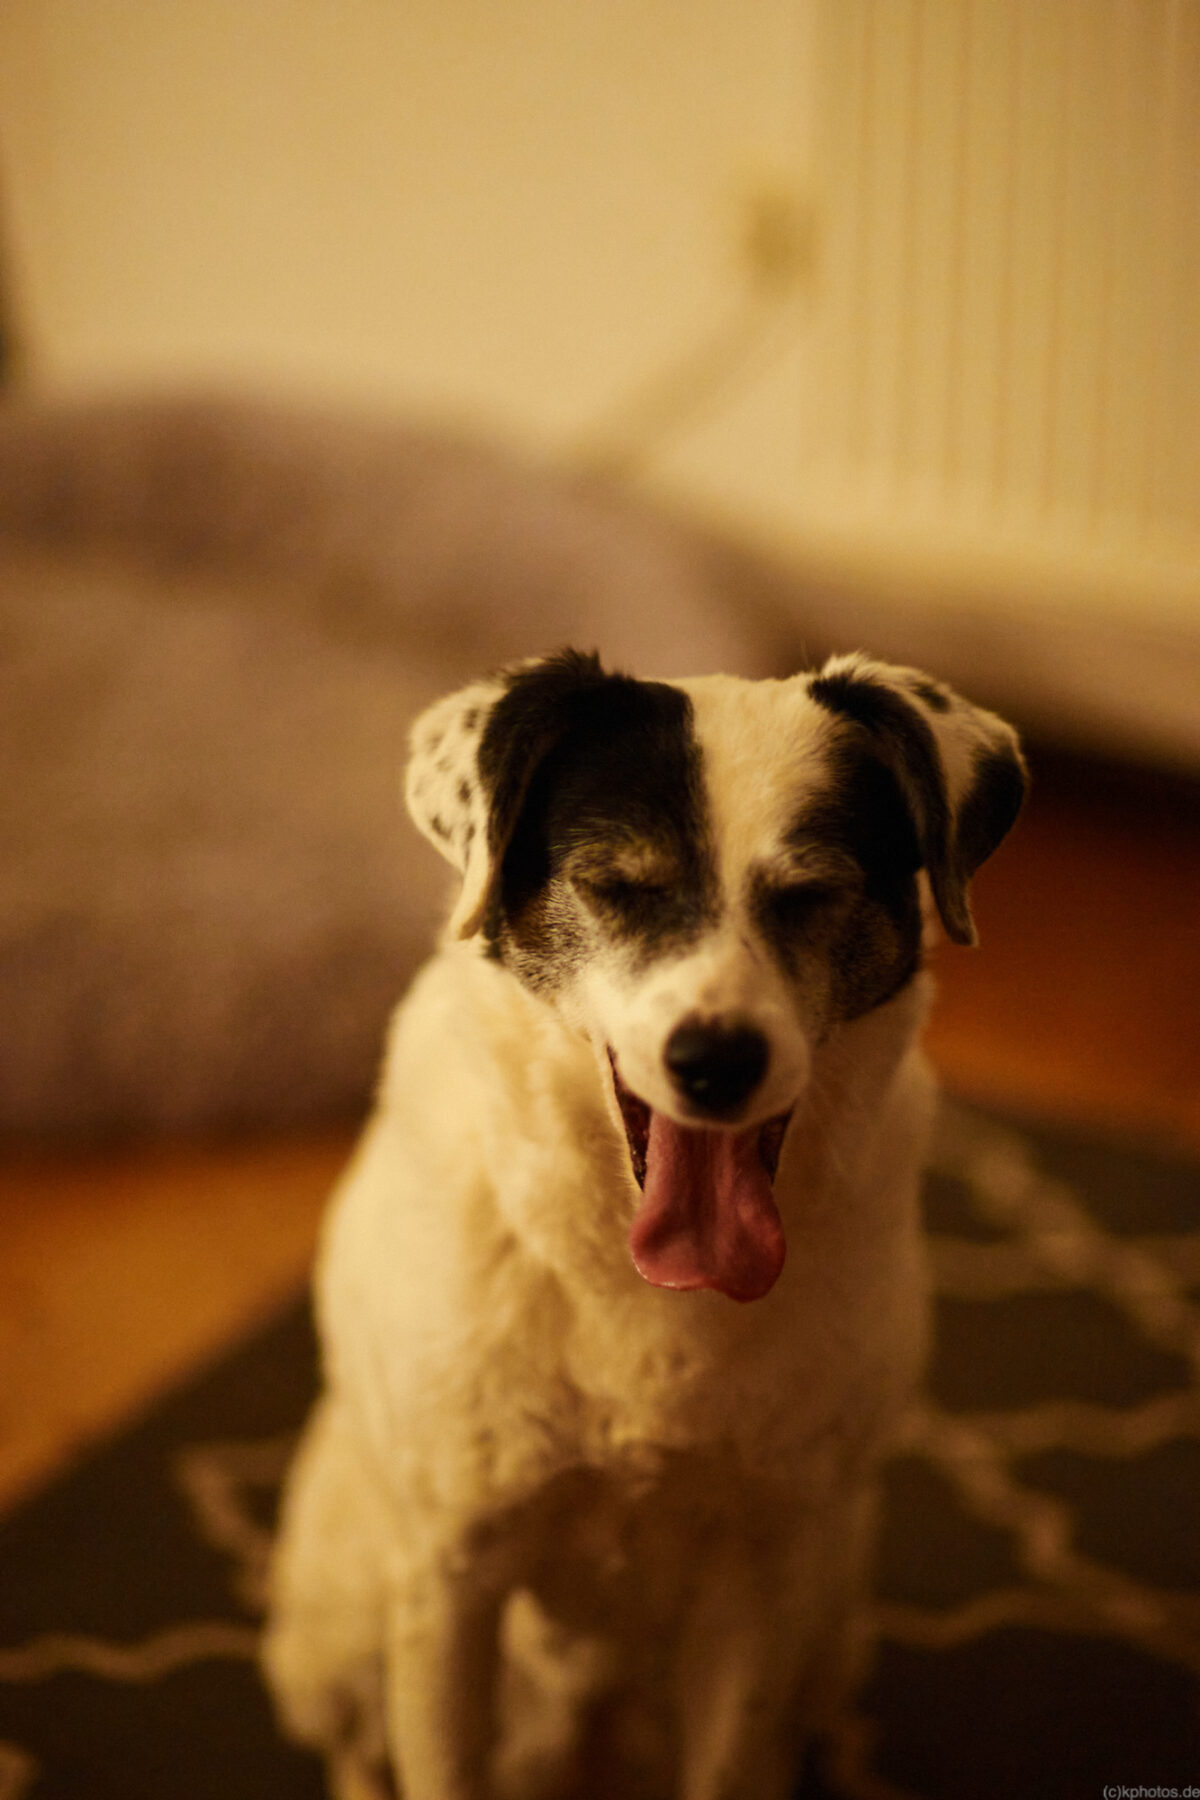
[608,1051,793,1304]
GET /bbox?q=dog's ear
[406,649,610,940]
[808,653,1027,946]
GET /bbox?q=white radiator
[806,0,1200,566]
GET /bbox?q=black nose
[664,1019,769,1115]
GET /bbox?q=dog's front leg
[674,1487,878,1800]
[383,1555,507,1800]
[673,1535,810,1800]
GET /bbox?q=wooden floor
[1,745,1198,1516]
[925,748,1200,1149]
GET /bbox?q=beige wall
[0,0,814,524]
[2,1,1198,763]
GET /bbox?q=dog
[263,648,1026,1800]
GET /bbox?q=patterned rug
[1,1100,1198,1800]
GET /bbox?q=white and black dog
[263,649,1025,1800]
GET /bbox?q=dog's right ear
[807,652,1027,946]
[406,649,609,940]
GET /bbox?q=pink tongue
[628,1111,786,1302]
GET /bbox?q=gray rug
[1,1099,1197,1799]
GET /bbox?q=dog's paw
[327,1743,401,1800]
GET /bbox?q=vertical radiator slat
[810,0,1200,560]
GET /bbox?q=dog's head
[407,650,1025,1302]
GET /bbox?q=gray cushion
[0,394,807,1136]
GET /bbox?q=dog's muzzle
[609,1050,791,1304]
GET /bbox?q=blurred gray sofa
[0,393,814,1138]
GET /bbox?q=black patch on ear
[809,664,977,938]
[808,668,950,856]
[477,649,610,865]
[478,653,715,986]
[809,664,1026,948]
[955,744,1027,880]
[912,678,951,713]
[796,747,922,905]
[780,742,924,1018]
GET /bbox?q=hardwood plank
[927,750,1200,1152]
[0,1134,351,1511]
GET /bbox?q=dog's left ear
[406,649,611,940]
[808,653,1027,946]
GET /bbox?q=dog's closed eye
[763,880,841,929]
[576,872,672,914]
[569,845,678,909]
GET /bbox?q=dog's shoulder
[318,947,626,1343]
[316,945,714,1515]
[374,944,604,1154]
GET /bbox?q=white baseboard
[690,481,1200,773]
